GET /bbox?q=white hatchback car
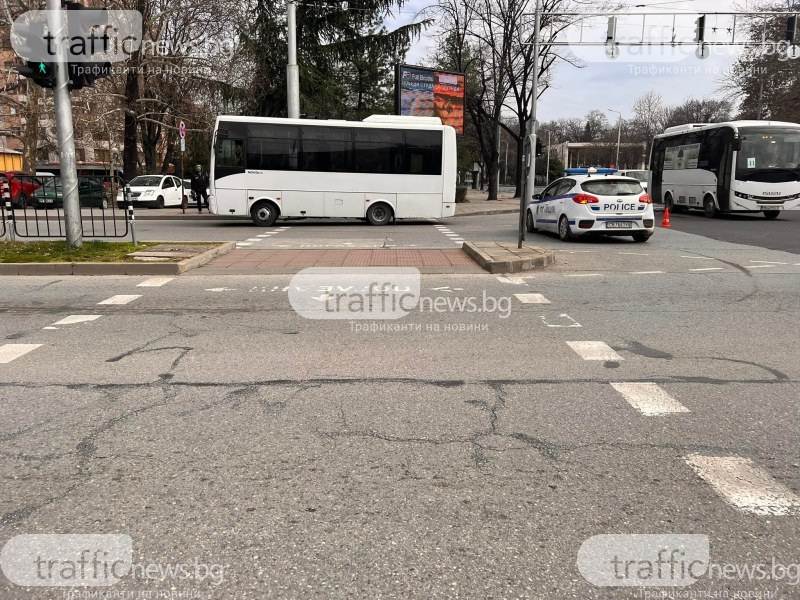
[117,175,185,209]
[527,174,656,243]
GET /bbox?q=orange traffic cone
[661,207,671,228]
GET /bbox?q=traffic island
[0,241,235,275]
[462,241,555,274]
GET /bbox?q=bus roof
[658,120,800,138]
[215,114,448,130]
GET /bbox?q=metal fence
[3,176,133,241]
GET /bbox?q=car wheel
[100,198,108,210]
[15,192,28,209]
[251,201,279,226]
[763,210,780,220]
[526,209,537,233]
[366,202,393,226]
[558,215,574,242]
[703,195,718,218]
[632,232,652,243]
[156,196,165,209]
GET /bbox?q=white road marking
[236,242,253,247]
[540,314,581,328]
[0,344,42,364]
[498,276,528,285]
[51,315,102,326]
[620,252,651,256]
[515,293,550,304]
[445,233,460,237]
[686,455,800,516]
[42,327,58,330]
[246,238,261,242]
[610,382,689,416]
[567,341,622,361]
[681,256,716,260]
[565,273,602,278]
[750,260,787,265]
[137,277,174,287]
[745,265,777,269]
[690,267,725,272]
[631,271,665,275]
[256,235,268,238]
[98,295,141,305]
[205,287,237,292]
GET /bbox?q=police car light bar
[564,168,619,177]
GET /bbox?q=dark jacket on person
[190,171,208,193]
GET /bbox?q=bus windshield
[736,128,800,177]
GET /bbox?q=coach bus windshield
[736,128,800,180]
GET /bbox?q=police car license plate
[606,222,632,229]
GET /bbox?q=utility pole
[286,0,300,119]
[47,0,81,247]
[504,141,509,186]
[545,131,551,187]
[519,0,540,248]
[609,108,622,169]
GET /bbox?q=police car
[526,169,655,243]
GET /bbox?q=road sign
[180,138,185,152]
[179,121,186,139]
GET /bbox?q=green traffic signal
[38,62,47,75]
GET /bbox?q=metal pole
[47,0,82,247]
[519,0,541,248]
[504,141,509,186]
[125,184,137,246]
[286,0,300,119]
[608,109,622,169]
[545,131,551,187]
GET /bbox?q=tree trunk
[22,82,40,172]
[514,136,524,198]
[123,68,139,180]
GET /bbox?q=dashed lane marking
[137,277,174,287]
[567,341,622,361]
[745,265,777,269]
[98,295,141,306]
[245,238,261,242]
[619,252,651,256]
[750,260,787,265]
[690,267,725,272]
[631,271,665,275]
[498,276,529,285]
[685,455,800,516]
[610,382,689,416]
[681,256,717,260]
[0,344,42,364]
[236,242,253,247]
[564,273,602,278]
[50,315,102,326]
[515,293,551,304]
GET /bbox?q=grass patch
[0,241,158,263]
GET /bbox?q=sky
[385,0,765,121]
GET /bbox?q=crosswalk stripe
[567,341,623,361]
[137,277,174,287]
[98,295,141,305]
[0,344,42,364]
[686,455,800,516]
[51,315,102,326]
[610,382,689,415]
[514,293,550,304]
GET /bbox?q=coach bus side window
[405,130,442,175]
[301,126,353,172]
[247,125,299,170]
[698,130,723,172]
[354,129,404,174]
[216,138,244,168]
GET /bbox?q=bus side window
[217,139,245,168]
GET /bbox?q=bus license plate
[758,205,783,210]
[606,222,633,229]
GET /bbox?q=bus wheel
[703,196,719,218]
[664,193,674,212]
[251,201,279,226]
[366,202,392,226]
[763,210,780,220]
[526,209,537,233]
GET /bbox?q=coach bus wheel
[526,209,537,233]
[366,202,392,226]
[702,195,718,218]
[763,210,780,220]
[251,201,279,226]
[558,215,574,242]
[664,193,674,212]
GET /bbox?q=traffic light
[694,15,706,44]
[535,138,544,157]
[17,61,56,88]
[786,15,798,43]
[12,16,56,88]
[64,2,112,90]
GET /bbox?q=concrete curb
[454,208,519,217]
[0,241,235,276]
[463,241,555,274]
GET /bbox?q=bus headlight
[734,191,752,200]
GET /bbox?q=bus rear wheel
[251,201,279,226]
[366,202,393,226]
[763,210,780,220]
[703,196,719,218]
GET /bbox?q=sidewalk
[455,188,521,217]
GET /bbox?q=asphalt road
[1,224,799,598]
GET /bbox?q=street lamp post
[287,0,300,118]
[608,109,622,169]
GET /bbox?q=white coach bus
[649,121,800,219]
[209,115,457,226]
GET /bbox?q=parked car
[32,176,109,209]
[117,175,184,208]
[617,170,650,192]
[0,171,43,208]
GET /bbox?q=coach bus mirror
[732,138,743,152]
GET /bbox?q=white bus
[649,120,800,219]
[209,114,457,226]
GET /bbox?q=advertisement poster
[396,64,465,134]
[664,143,700,170]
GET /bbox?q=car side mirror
[532,193,541,200]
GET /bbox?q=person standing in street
[190,164,209,213]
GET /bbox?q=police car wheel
[526,210,536,233]
[632,232,651,243]
[558,216,573,242]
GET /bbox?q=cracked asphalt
[1,221,799,599]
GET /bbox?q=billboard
[396,64,465,135]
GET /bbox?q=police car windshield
[581,179,643,196]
